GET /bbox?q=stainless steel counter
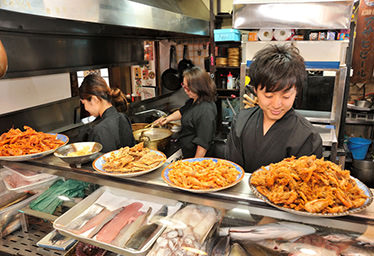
[2,156,374,235]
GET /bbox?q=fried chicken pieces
[250,155,368,214]
[102,142,166,173]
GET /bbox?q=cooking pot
[351,159,374,188]
[131,123,148,131]
[133,127,172,151]
[355,100,372,108]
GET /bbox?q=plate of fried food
[249,155,373,217]
[162,158,244,193]
[92,142,167,177]
[0,126,69,161]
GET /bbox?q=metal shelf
[0,216,61,256]
[345,119,374,125]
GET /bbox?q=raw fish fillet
[86,207,123,238]
[125,205,168,250]
[71,208,112,235]
[65,204,104,231]
[112,207,151,247]
[96,202,143,244]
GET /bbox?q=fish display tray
[53,186,181,256]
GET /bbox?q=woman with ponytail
[78,73,135,153]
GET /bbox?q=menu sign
[352,0,374,83]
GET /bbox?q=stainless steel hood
[0,0,210,78]
[233,0,354,29]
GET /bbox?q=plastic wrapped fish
[219,222,315,241]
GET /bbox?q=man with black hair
[226,44,322,172]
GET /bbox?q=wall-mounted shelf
[216,66,240,69]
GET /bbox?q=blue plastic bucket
[348,137,372,160]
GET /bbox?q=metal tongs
[144,114,167,129]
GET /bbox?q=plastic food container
[2,164,54,182]
[0,168,59,193]
[214,29,241,42]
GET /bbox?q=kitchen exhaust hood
[233,0,354,29]
[0,0,210,78]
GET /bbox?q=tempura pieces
[250,155,368,214]
[167,159,240,190]
[102,142,166,173]
[0,126,65,156]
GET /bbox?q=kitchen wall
[0,73,71,115]
[201,0,233,14]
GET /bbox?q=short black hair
[248,44,306,93]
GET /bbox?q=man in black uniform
[226,44,322,172]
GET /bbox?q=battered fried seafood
[0,126,65,156]
[168,159,240,190]
[102,143,166,173]
[250,155,368,214]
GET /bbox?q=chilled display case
[0,152,373,255]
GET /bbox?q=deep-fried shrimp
[251,155,368,214]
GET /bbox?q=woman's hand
[154,116,169,126]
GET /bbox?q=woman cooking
[78,74,136,153]
[156,66,217,158]
[226,44,322,172]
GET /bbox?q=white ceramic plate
[162,157,244,193]
[92,149,166,177]
[0,134,69,161]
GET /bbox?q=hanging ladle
[0,40,8,78]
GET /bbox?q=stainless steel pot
[351,160,374,188]
[355,100,372,108]
[133,127,172,150]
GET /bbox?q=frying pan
[161,45,180,91]
[178,45,194,81]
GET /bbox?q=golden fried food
[67,146,92,157]
[102,142,166,173]
[0,126,65,156]
[167,159,240,190]
[250,155,368,214]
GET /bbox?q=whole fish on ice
[219,222,315,241]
